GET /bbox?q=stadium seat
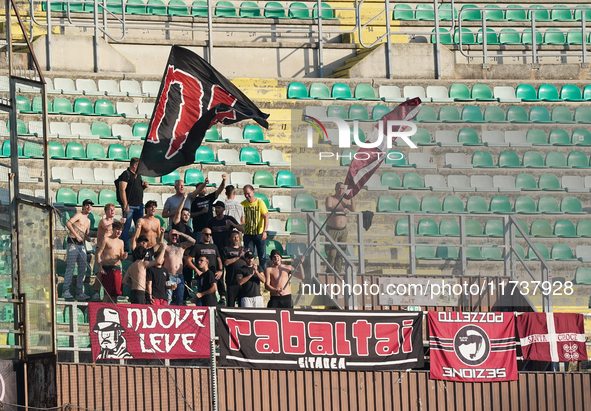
[528,243,552,261]
[458,128,482,145]
[499,29,521,45]
[354,83,379,100]
[218,149,244,166]
[493,86,521,102]
[195,146,222,164]
[490,196,512,213]
[523,152,546,168]
[271,195,290,213]
[253,170,277,188]
[288,1,309,18]
[482,242,503,260]
[191,0,208,16]
[560,85,585,101]
[418,219,440,236]
[215,0,236,16]
[538,84,563,101]
[52,98,73,114]
[379,85,404,102]
[286,218,306,235]
[107,144,128,162]
[506,106,530,123]
[415,3,434,20]
[90,121,113,139]
[264,1,287,18]
[460,4,481,20]
[483,106,508,123]
[572,129,591,145]
[326,104,347,119]
[385,150,408,167]
[420,196,442,213]
[561,197,585,214]
[537,196,561,213]
[402,172,426,189]
[448,175,474,191]
[466,196,491,213]
[184,169,204,186]
[526,129,549,145]
[98,79,125,96]
[530,220,556,237]
[381,172,402,189]
[498,151,522,168]
[240,147,268,165]
[462,106,486,123]
[545,151,569,168]
[294,193,318,211]
[377,195,398,213]
[395,219,411,236]
[440,219,460,236]
[530,106,554,123]
[445,153,472,168]
[112,124,134,140]
[409,128,434,146]
[95,99,116,116]
[551,243,576,260]
[514,196,538,214]
[95,168,115,185]
[276,170,302,188]
[287,82,309,99]
[477,28,499,45]
[162,170,181,186]
[126,0,147,14]
[393,3,414,20]
[555,220,579,237]
[65,142,87,160]
[543,29,566,45]
[493,175,520,192]
[575,267,591,284]
[332,83,355,100]
[443,195,465,213]
[52,167,81,184]
[426,86,453,103]
[408,153,436,169]
[506,5,527,21]
[515,84,540,101]
[372,105,391,120]
[466,243,485,260]
[56,188,78,206]
[399,195,420,212]
[168,0,189,15]
[472,151,496,168]
[431,28,454,45]
[239,1,260,17]
[308,83,332,100]
[416,106,439,122]
[515,173,540,190]
[550,106,574,124]
[204,127,222,142]
[439,4,457,20]
[484,4,504,20]
[73,167,101,185]
[416,243,437,260]
[403,86,426,100]
[482,131,508,147]
[78,188,99,206]
[562,175,588,192]
[449,83,474,101]
[348,105,369,121]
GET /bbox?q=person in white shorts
[236,252,265,307]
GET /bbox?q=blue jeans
[121,205,144,251]
[167,276,185,305]
[64,243,87,294]
[244,234,266,269]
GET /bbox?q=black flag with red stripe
[138,45,270,177]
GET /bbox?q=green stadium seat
[286,217,306,235]
[522,29,543,44]
[204,127,223,142]
[543,29,566,45]
[415,4,434,20]
[410,128,433,146]
[48,142,66,159]
[191,0,208,16]
[195,146,222,164]
[253,170,278,188]
[515,84,540,101]
[538,84,563,101]
[462,106,485,123]
[107,144,128,162]
[31,97,51,114]
[239,1,261,17]
[73,97,94,115]
[437,243,459,260]
[393,4,414,20]
[574,267,591,284]
[339,149,355,167]
[578,221,591,237]
[377,195,398,212]
[443,195,465,213]
[147,0,166,15]
[545,151,569,168]
[499,28,521,44]
[385,150,408,167]
[477,28,499,45]
[276,170,302,188]
[514,196,539,214]
[566,29,584,45]
[528,243,551,261]
[161,170,181,185]
[454,28,476,45]
[513,243,527,260]
[126,0,147,14]
[184,169,205,186]
[539,173,564,191]
[466,243,485,260]
[416,106,439,122]
[530,106,554,123]
[77,188,98,206]
[106,0,123,13]
[483,106,508,123]
[440,219,459,236]
[52,98,73,114]
[472,151,496,168]
[498,151,522,168]
[482,242,503,260]
[168,0,189,15]
[395,219,411,236]
[348,105,369,121]
[506,106,530,123]
[471,84,495,101]
[133,123,148,138]
[215,0,236,16]
[555,220,579,237]
[490,196,513,214]
[449,83,473,101]
[23,142,43,159]
[484,4,505,20]
[331,83,355,100]
[439,3,457,20]
[312,2,336,19]
[467,196,491,213]
[243,125,269,143]
[526,129,549,145]
[431,28,453,44]
[399,195,420,212]
[460,4,481,20]
[402,172,425,189]
[354,83,379,100]
[381,172,401,189]
[572,129,591,145]
[90,121,113,139]
[287,82,309,99]
[529,5,550,21]
[288,2,308,18]
[65,142,87,160]
[531,220,556,237]
[567,151,590,168]
[575,6,591,21]
[465,219,484,236]
[326,104,347,119]
[294,193,318,211]
[264,1,287,18]
[551,106,574,123]
[94,99,116,116]
[308,83,332,100]
[561,197,585,214]
[516,173,540,190]
[551,5,573,21]
[265,240,287,259]
[372,105,391,120]
[254,193,274,211]
[56,188,78,206]
[420,196,442,213]
[551,243,576,260]
[457,128,482,145]
[16,96,31,113]
[506,5,527,21]
[416,242,438,260]
[418,219,441,237]
[537,196,561,213]
[240,147,267,165]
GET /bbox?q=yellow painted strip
[231,78,278,88]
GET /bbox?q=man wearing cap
[265,250,305,309]
[132,235,154,261]
[221,231,246,307]
[184,228,224,304]
[242,185,269,269]
[207,200,243,251]
[224,185,245,225]
[132,200,162,253]
[191,175,227,242]
[162,179,207,230]
[118,157,149,252]
[96,220,128,302]
[93,307,133,360]
[236,251,265,308]
[63,198,94,300]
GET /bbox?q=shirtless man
[93,203,119,300]
[123,240,166,304]
[164,229,196,305]
[132,200,162,252]
[96,221,128,302]
[325,182,355,273]
[63,199,94,300]
[265,250,305,309]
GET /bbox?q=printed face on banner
[88,303,211,361]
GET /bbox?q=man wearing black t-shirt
[207,201,243,250]
[191,175,226,242]
[184,228,225,303]
[221,231,245,307]
[171,192,193,236]
[118,157,149,251]
[195,255,217,307]
[146,259,170,305]
[236,251,265,307]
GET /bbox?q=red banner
[516,313,588,362]
[88,303,211,360]
[428,311,517,382]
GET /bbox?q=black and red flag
[138,45,270,177]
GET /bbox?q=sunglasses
[182,213,190,216]
[203,233,212,236]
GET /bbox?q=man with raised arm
[162,179,206,229]
[325,182,355,273]
[96,221,128,302]
[265,250,305,309]
[171,192,193,236]
[164,229,196,305]
[191,174,227,242]
[123,239,166,305]
[63,199,94,300]
[131,200,162,254]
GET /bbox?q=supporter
[207,200,243,250]
[162,179,205,229]
[242,184,269,269]
[236,251,265,308]
[117,157,149,251]
[93,203,119,300]
[191,174,227,242]
[224,185,245,225]
[164,229,196,305]
[325,182,355,273]
[184,228,224,304]
[123,240,166,305]
[221,231,246,307]
[131,200,163,253]
[171,192,193,236]
[63,199,94,300]
[265,250,305,309]
[146,249,171,306]
[193,255,218,307]
[96,221,128,303]
[132,235,154,261]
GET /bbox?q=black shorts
[267,295,292,309]
[130,290,146,304]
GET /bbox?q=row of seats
[366,172,591,193]
[43,0,336,19]
[16,97,154,119]
[52,166,299,188]
[305,104,591,124]
[444,150,591,169]
[375,192,588,215]
[392,4,591,22]
[4,77,161,97]
[437,28,591,47]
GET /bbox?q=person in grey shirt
[162,179,206,229]
[224,185,245,226]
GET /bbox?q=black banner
[218,308,424,371]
